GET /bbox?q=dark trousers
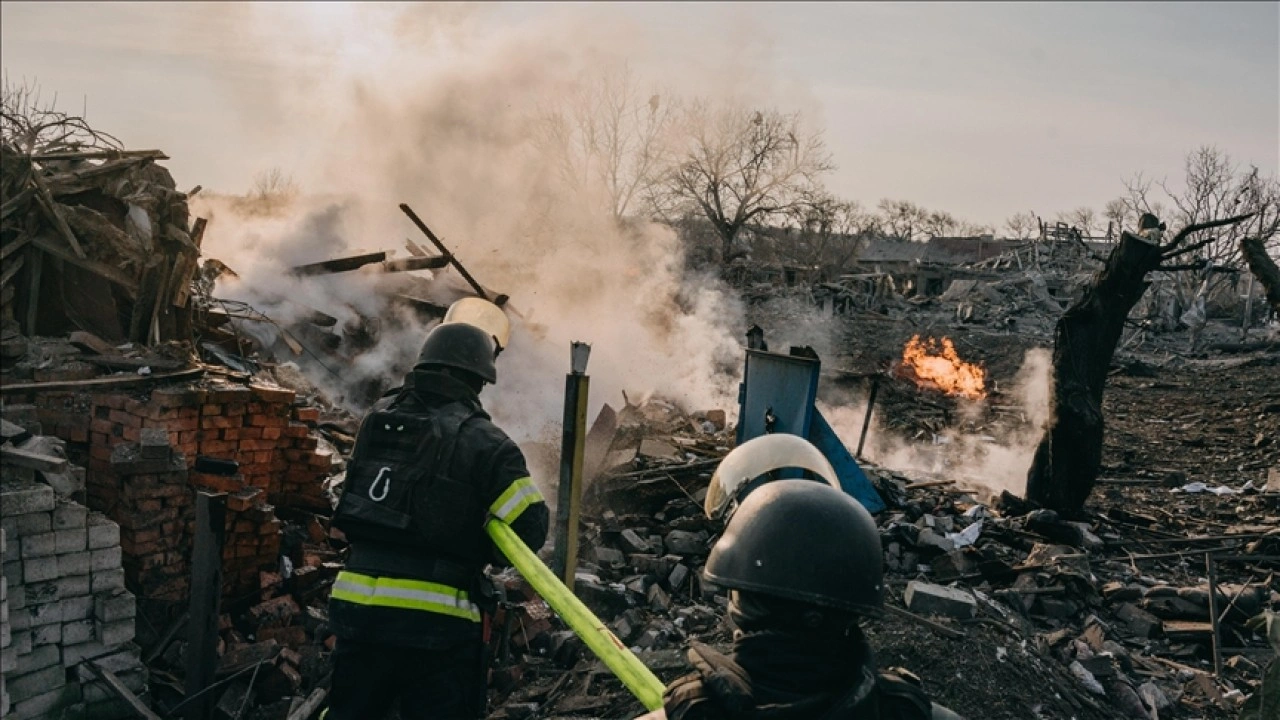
[326,637,485,720]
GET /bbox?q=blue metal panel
[808,409,886,513]
[736,349,820,445]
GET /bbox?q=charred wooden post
[1241,235,1280,318]
[1025,212,1255,512]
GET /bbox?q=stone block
[22,556,57,584]
[96,617,135,646]
[94,590,136,623]
[62,619,95,645]
[61,639,110,668]
[12,643,59,676]
[55,574,90,599]
[0,482,54,515]
[9,681,80,719]
[27,600,61,628]
[52,501,88,531]
[8,663,65,703]
[86,513,120,550]
[668,563,690,591]
[90,546,122,573]
[1,511,52,538]
[31,622,60,646]
[53,527,87,554]
[903,581,977,620]
[58,550,90,577]
[19,533,55,559]
[663,530,707,557]
[5,580,18,610]
[61,595,94,621]
[139,428,172,460]
[91,569,125,593]
[8,628,32,656]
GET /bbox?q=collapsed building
[1,114,1277,720]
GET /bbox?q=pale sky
[2,1,1277,231]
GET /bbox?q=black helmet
[415,323,498,384]
[703,478,884,617]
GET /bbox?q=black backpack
[333,395,480,549]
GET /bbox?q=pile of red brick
[10,378,337,603]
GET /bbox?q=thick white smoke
[820,348,1054,500]
[191,5,750,466]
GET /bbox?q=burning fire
[899,335,987,400]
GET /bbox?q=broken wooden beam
[87,661,164,720]
[0,254,24,289]
[0,366,203,395]
[399,203,490,300]
[30,167,86,258]
[69,331,118,355]
[83,355,186,372]
[289,252,387,276]
[31,233,139,295]
[32,149,168,162]
[381,255,451,273]
[0,235,31,263]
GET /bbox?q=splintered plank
[290,252,387,276]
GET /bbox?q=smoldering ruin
[2,4,1279,720]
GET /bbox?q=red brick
[168,417,199,432]
[261,426,282,441]
[283,423,309,438]
[121,426,142,442]
[250,414,287,428]
[90,444,114,463]
[240,428,263,440]
[295,437,318,451]
[179,430,198,444]
[202,404,224,416]
[200,439,237,454]
[202,416,241,430]
[293,407,320,423]
[222,428,241,441]
[108,409,143,428]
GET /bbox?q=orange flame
[899,335,987,399]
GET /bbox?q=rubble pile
[1,114,202,350]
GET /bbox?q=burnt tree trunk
[1025,212,1255,512]
[1024,231,1164,512]
[1241,236,1280,317]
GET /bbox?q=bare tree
[773,193,879,276]
[536,64,679,223]
[1111,147,1280,325]
[1005,212,1039,240]
[1056,207,1099,237]
[876,199,928,241]
[659,102,834,265]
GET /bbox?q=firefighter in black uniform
[640,436,964,720]
[326,322,549,720]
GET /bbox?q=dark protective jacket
[651,634,964,720]
[328,370,549,649]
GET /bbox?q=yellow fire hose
[486,518,666,711]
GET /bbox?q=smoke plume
[191,5,751,462]
[820,348,1054,500]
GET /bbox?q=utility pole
[552,342,591,586]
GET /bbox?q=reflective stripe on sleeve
[489,476,543,524]
[330,571,481,622]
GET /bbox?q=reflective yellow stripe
[490,476,542,524]
[330,571,481,622]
